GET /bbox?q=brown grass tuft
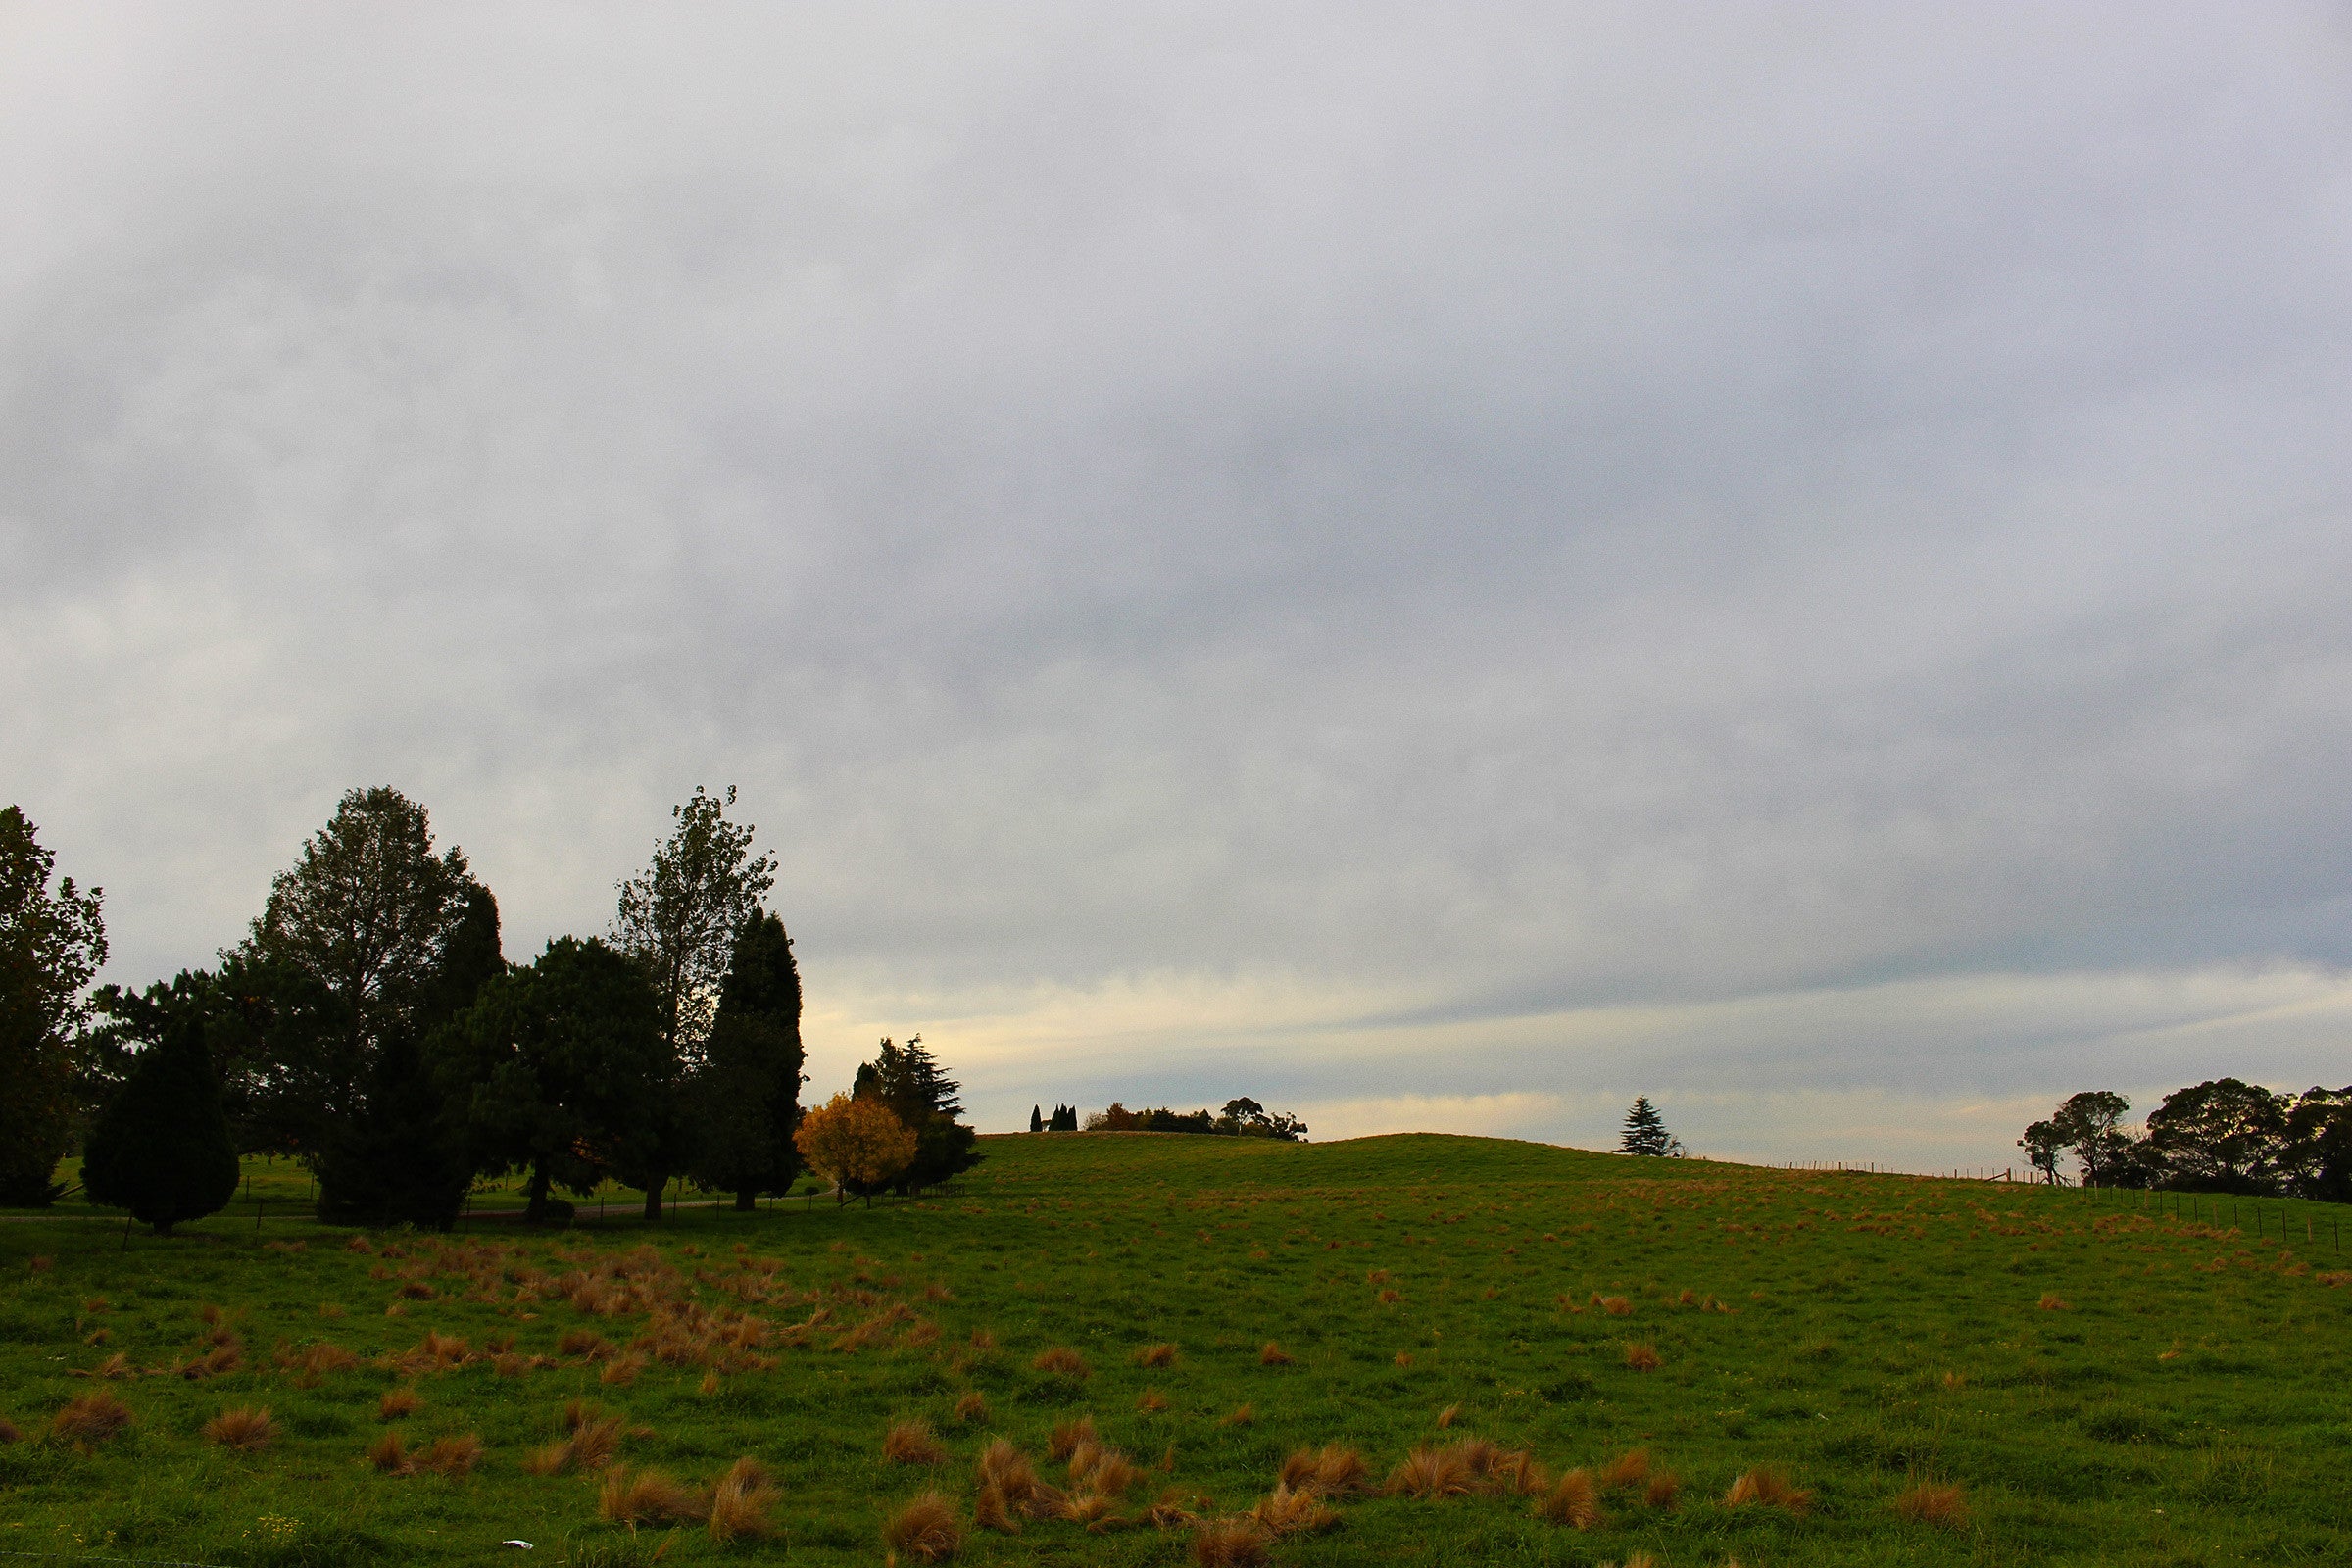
[1377,1288,1402,1304]
[1032,1347,1090,1378]
[1257,1342,1293,1366]
[1535,1468,1601,1529]
[202,1405,274,1452]
[1047,1417,1098,1462]
[709,1455,780,1542]
[413,1434,483,1478]
[1724,1465,1810,1514]
[28,1255,53,1272]
[523,1440,572,1476]
[976,1437,1065,1519]
[1598,1295,1633,1316]
[600,1351,646,1386]
[1221,1402,1254,1427]
[1250,1483,1336,1536]
[51,1390,131,1445]
[1137,1389,1169,1413]
[1280,1443,1368,1495]
[1623,1343,1661,1371]
[1058,1489,1122,1530]
[558,1328,613,1359]
[885,1418,948,1465]
[368,1431,411,1473]
[1644,1470,1681,1508]
[1139,1343,1179,1367]
[1394,1351,1413,1368]
[1386,1443,1477,1499]
[599,1465,708,1524]
[0,1417,20,1445]
[1191,1517,1271,1567]
[953,1390,988,1423]
[882,1491,963,1562]
[974,1480,1020,1535]
[1599,1447,1650,1489]
[1895,1480,1969,1531]
[1435,1402,1459,1428]
[2039,1294,2070,1311]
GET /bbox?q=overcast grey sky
[6,4,2350,1168]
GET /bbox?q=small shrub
[709,1456,779,1543]
[1895,1481,1969,1531]
[885,1419,947,1465]
[1032,1347,1090,1378]
[51,1391,131,1446]
[882,1491,962,1562]
[202,1405,274,1452]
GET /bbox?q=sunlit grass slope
[3,1131,2348,1566]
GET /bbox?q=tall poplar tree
[611,786,774,1219]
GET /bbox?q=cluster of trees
[2020,1080,2352,1199]
[1058,1097,1308,1140]
[1031,1103,1081,1132]
[1618,1096,1685,1157]
[0,788,841,1231]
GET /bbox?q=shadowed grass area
[3,1131,2349,1564]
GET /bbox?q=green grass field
[4,1132,2349,1567]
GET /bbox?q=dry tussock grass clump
[1057,1489,1123,1531]
[599,1466,708,1525]
[51,1391,131,1446]
[559,1327,614,1359]
[0,1416,20,1445]
[1279,1444,1368,1496]
[1386,1443,1478,1499]
[974,1481,1019,1536]
[977,1438,1066,1521]
[1376,1288,1403,1304]
[412,1434,483,1478]
[1598,1295,1634,1316]
[1139,1343,1179,1367]
[1257,1342,1293,1366]
[882,1491,963,1562]
[202,1405,274,1452]
[76,1351,131,1381]
[1435,1402,1459,1428]
[277,1341,362,1388]
[953,1390,988,1423]
[1599,1447,1650,1489]
[368,1432,411,1473]
[378,1388,421,1421]
[1644,1470,1681,1508]
[2039,1294,2070,1311]
[1724,1465,1811,1514]
[1895,1481,1969,1530]
[885,1419,948,1465]
[1047,1417,1098,1462]
[1191,1516,1271,1567]
[1221,1403,1255,1427]
[1137,1389,1169,1413]
[178,1345,244,1380]
[1250,1483,1336,1536]
[1069,1441,1143,1496]
[600,1351,647,1386]
[1623,1343,1661,1371]
[1535,1468,1601,1529]
[1940,1370,1968,1391]
[708,1456,779,1543]
[1032,1347,1090,1378]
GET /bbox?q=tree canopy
[688,909,806,1210]
[0,806,107,1206]
[81,1002,238,1236]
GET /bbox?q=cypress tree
[688,910,806,1211]
[82,1007,239,1236]
[1030,1104,1044,1133]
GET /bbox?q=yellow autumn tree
[793,1093,918,1205]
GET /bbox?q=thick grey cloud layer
[5,4,2350,1166]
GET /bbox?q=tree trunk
[734,1189,756,1212]
[642,1175,665,1222]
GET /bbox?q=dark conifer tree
[1619,1096,1673,1157]
[1030,1104,1044,1133]
[81,1004,239,1235]
[688,910,806,1210]
[854,1034,982,1192]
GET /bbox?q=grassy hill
[2,1131,2347,1566]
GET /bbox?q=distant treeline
[2021,1079,2350,1200]
[1029,1097,1306,1142]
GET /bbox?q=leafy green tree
[231,787,492,1219]
[2280,1087,2352,1203]
[688,910,806,1211]
[0,807,107,1206]
[2144,1078,2289,1194]
[1619,1096,1674,1157]
[440,937,667,1224]
[81,1003,239,1235]
[2049,1090,2138,1186]
[2018,1119,2066,1183]
[612,786,774,1219]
